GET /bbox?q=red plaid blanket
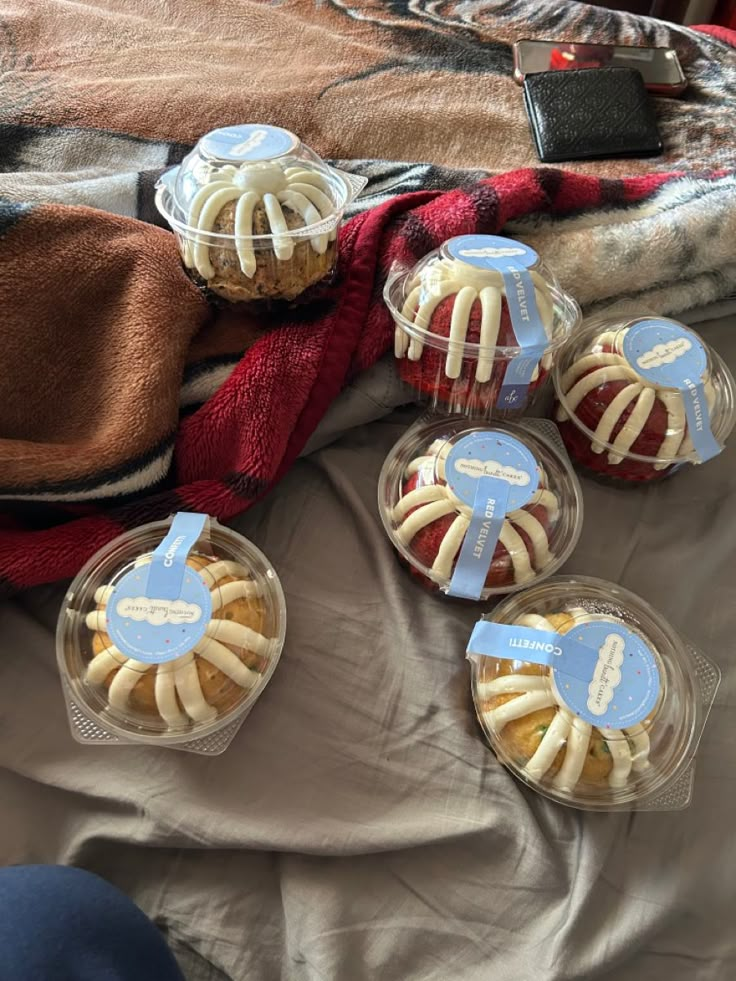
[0,166,705,593]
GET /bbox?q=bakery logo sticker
[200,125,296,162]
[586,632,625,716]
[457,245,528,260]
[231,128,269,157]
[552,619,661,728]
[636,337,692,371]
[114,597,203,627]
[453,459,532,487]
[445,235,538,271]
[446,433,539,512]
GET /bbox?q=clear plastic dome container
[56,513,286,754]
[553,314,736,484]
[468,576,721,810]
[155,124,366,304]
[378,417,583,599]
[385,234,581,419]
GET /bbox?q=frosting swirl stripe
[263,192,293,260]
[625,723,651,771]
[524,709,571,780]
[197,560,250,587]
[195,187,244,278]
[431,513,470,579]
[529,488,559,520]
[278,191,327,252]
[233,191,261,276]
[477,674,550,697]
[509,510,553,569]
[108,658,152,712]
[86,646,126,685]
[392,483,446,521]
[204,618,271,657]
[86,609,108,633]
[447,287,478,379]
[655,390,687,468]
[551,713,591,791]
[210,578,262,612]
[173,652,218,723]
[608,388,657,463]
[559,352,628,392]
[602,730,633,786]
[486,689,556,728]
[498,522,535,584]
[404,455,436,478]
[195,636,261,688]
[396,499,457,545]
[155,660,189,727]
[477,287,502,383]
[591,383,643,453]
[516,614,556,631]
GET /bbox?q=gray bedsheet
[1,308,735,981]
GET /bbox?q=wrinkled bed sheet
[1,305,734,980]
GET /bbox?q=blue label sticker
[495,262,548,409]
[200,125,297,162]
[106,513,213,665]
[444,236,548,410]
[467,618,660,729]
[622,319,721,464]
[554,620,660,728]
[446,235,538,270]
[468,621,595,682]
[448,475,510,600]
[445,433,539,600]
[497,344,548,410]
[445,432,539,511]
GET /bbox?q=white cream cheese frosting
[394,258,555,382]
[185,162,336,279]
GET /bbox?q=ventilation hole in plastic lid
[640,765,694,811]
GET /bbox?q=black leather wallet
[523,67,662,163]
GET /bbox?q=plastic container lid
[385,234,581,413]
[378,417,583,600]
[553,315,736,476]
[155,123,365,282]
[467,576,720,810]
[56,513,286,750]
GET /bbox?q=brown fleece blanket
[0,207,207,488]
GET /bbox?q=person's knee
[0,865,183,981]
[1,863,121,909]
